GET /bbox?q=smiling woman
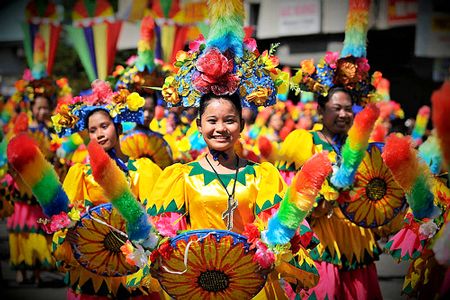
[49,80,164,299]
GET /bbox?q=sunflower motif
[152,230,267,299]
[71,203,138,277]
[339,144,406,228]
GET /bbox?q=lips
[98,139,108,145]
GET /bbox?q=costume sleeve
[276,129,314,171]
[129,158,162,206]
[254,162,286,215]
[62,163,88,205]
[146,163,187,216]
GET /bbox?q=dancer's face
[198,98,243,153]
[319,91,354,135]
[87,110,119,151]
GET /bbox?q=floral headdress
[161,0,288,108]
[291,0,375,106]
[52,80,145,137]
[112,16,173,94]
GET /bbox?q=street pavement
[0,219,409,300]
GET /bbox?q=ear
[196,118,202,134]
[117,124,123,136]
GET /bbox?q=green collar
[311,131,335,152]
[188,161,256,187]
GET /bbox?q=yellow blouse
[147,160,299,299]
[55,158,162,297]
[147,160,285,233]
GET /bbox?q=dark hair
[318,86,354,109]
[198,93,242,120]
[86,108,122,136]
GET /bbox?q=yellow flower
[163,76,175,87]
[246,87,272,106]
[126,92,145,111]
[272,70,289,95]
[291,70,303,84]
[68,208,81,222]
[51,114,63,133]
[162,86,180,105]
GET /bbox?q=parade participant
[115,1,330,298]
[4,37,71,284]
[113,15,173,169]
[277,1,407,298]
[49,79,164,298]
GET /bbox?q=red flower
[196,48,233,79]
[158,241,174,260]
[150,249,160,263]
[253,240,275,269]
[243,223,260,249]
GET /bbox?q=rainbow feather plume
[331,103,380,188]
[382,134,440,219]
[341,0,371,58]
[87,141,151,242]
[6,133,68,217]
[411,105,430,145]
[206,0,245,57]
[431,81,450,176]
[135,16,155,72]
[32,33,47,80]
[264,152,332,246]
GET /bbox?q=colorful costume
[54,157,162,298]
[278,129,383,299]
[146,158,325,299]
[50,80,164,298]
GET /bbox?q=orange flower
[112,89,130,105]
[335,57,358,87]
[301,59,315,75]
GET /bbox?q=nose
[215,121,226,132]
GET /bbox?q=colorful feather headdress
[113,16,173,94]
[52,80,145,137]
[291,0,374,105]
[160,0,289,108]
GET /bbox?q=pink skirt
[7,201,47,233]
[302,261,382,300]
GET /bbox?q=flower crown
[162,37,288,108]
[52,80,145,137]
[291,52,375,105]
[112,59,173,95]
[12,70,72,107]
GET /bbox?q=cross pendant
[222,196,238,230]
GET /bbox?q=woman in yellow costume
[276,1,407,298]
[10,79,164,299]
[109,1,333,299]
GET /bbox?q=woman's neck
[320,126,344,145]
[207,148,237,170]
[110,145,128,163]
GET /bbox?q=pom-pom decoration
[382,134,440,219]
[341,0,371,58]
[87,140,151,242]
[6,133,68,217]
[264,152,332,246]
[411,105,430,146]
[431,81,450,179]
